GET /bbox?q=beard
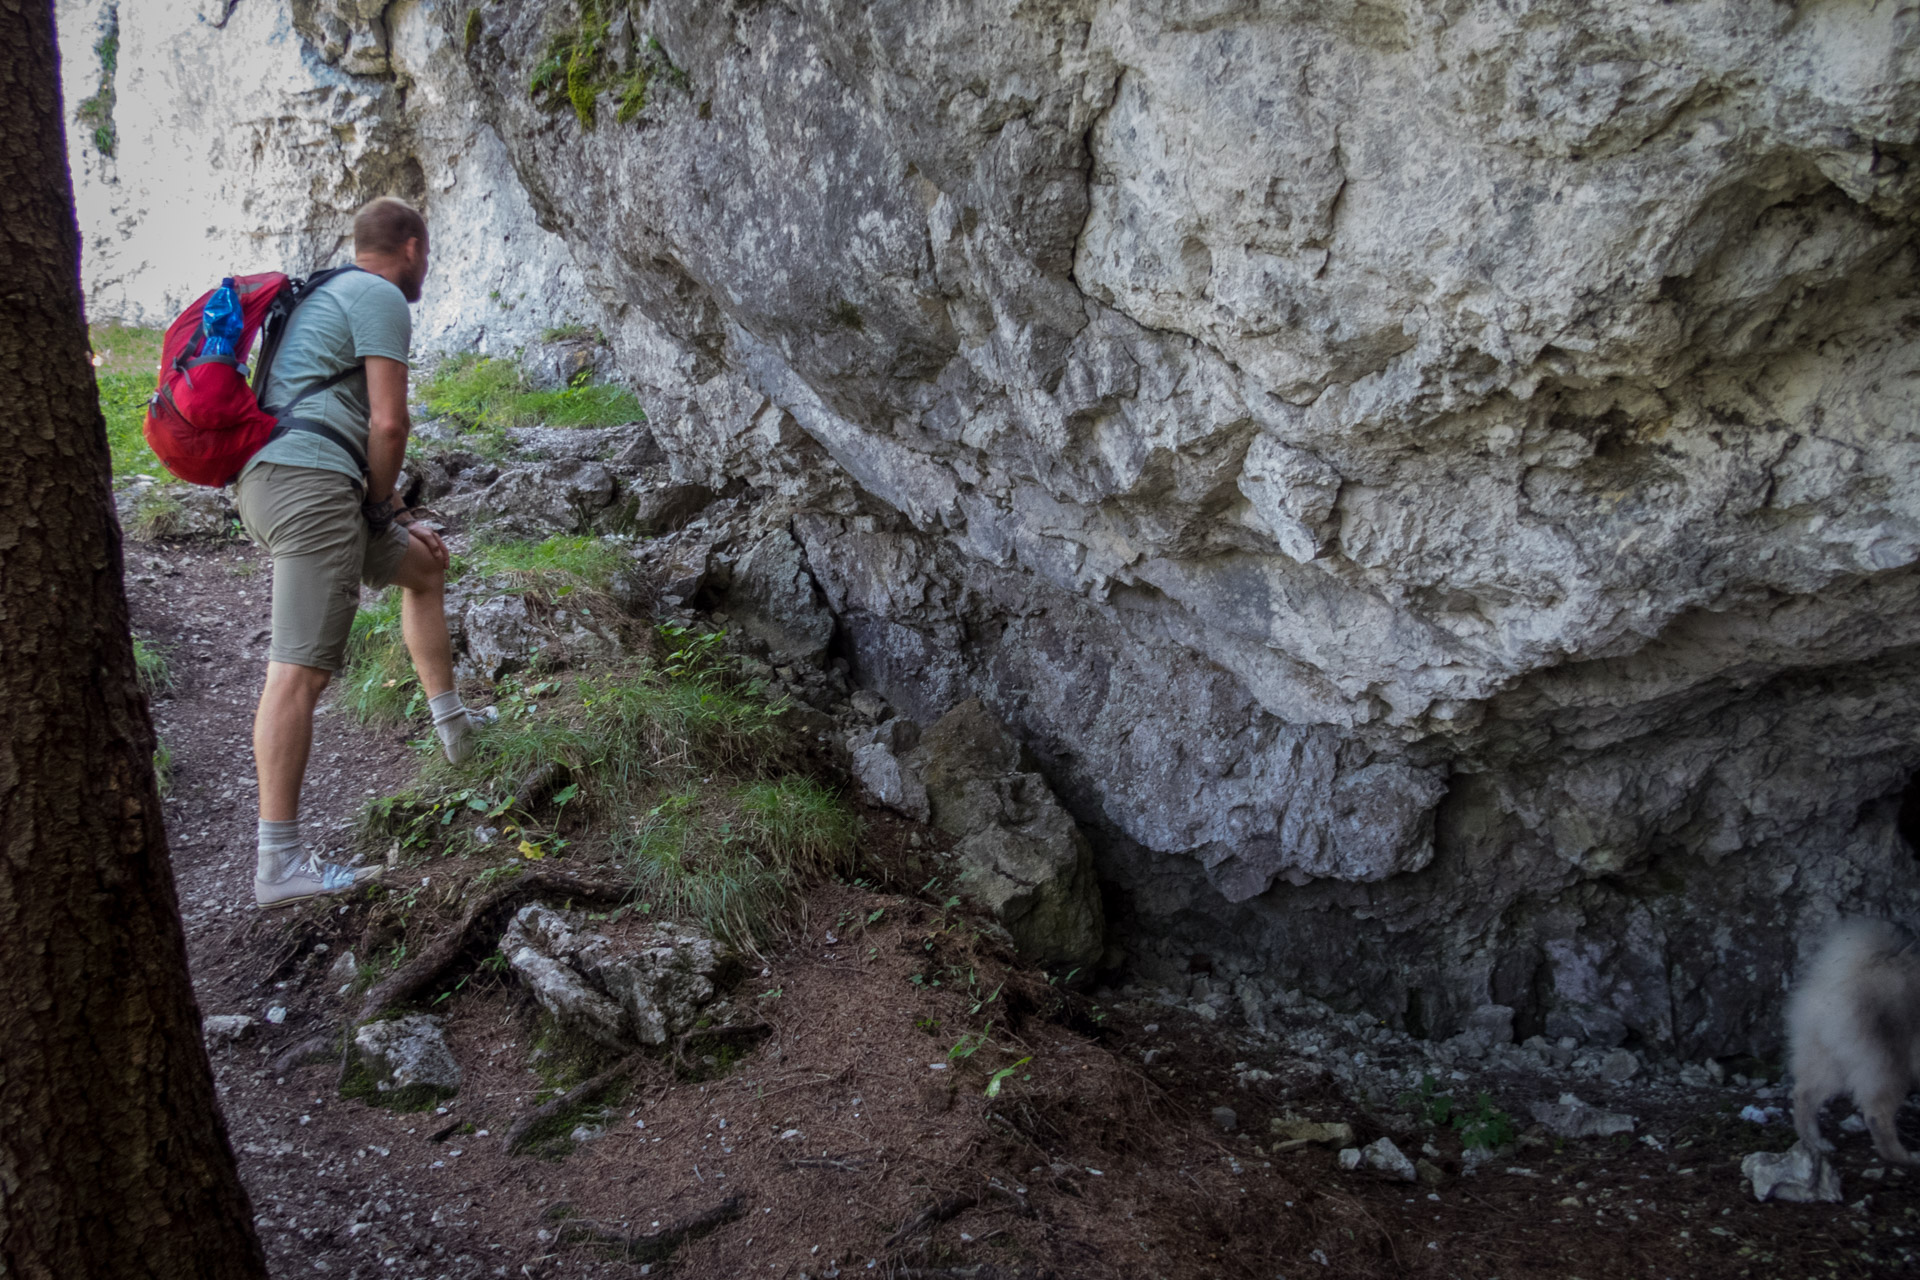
[399,261,426,303]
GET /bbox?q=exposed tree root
[886,1192,978,1249]
[352,869,625,1024]
[503,1051,647,1155]
[543,1193,744,1264]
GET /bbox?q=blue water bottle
[201,277,242,358]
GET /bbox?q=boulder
[351,1014,461,1101]
[1742,1144,1843,1204]
[726,529,834,666]
[500,904,734,1049]
[906,701,1105,970]
[119,481,234,540]
[460,594,534,682]
[849,738,930,823]
[459,459,618,537]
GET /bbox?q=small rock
[1677,1062,1716,1088]
[265,1006,288,1025]
[1599,1048,1639,1082]
[849,741,930,823]
[328,950,359,985]
[1743,1144,1843,1203]
[1415,1158,1446,1187]
[1211,1106,1238,1133]
[1530,1092,1635,1139]
[849,690,889,721]
[1361,1136,1417,1182]
[1337,1147,1362,1171]
[1270,1118,1355,1146]
[352,1014,462,1099]
[203,1014,258,1043]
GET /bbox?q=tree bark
[0,3,269,1276]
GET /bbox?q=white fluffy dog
[1788,918,1920,1165]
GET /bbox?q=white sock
[257,818,302,883]
[429,689,475,764]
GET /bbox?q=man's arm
[363,354,410,505]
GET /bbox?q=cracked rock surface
[64,0,1920,1054]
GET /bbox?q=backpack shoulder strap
[249,265,369,401]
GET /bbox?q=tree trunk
[0,3,269,1276]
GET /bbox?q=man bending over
[235,196,478,908]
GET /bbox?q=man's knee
[262,661,332,708]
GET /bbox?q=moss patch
[528,2,687,131]
[73,10,119,158]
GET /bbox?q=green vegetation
[1396,1074,1518,1151]
[419,353,644,455]
[127,488,189,540]
[73,12,119,157]
[365,619,860,950]
[151,738,173,798]
[339,592,419,727]
[91,322,168,481]
[453,533,626,595]
[132,634,174,696]
[99,378,163,479]
[463,6,482,52]
[541,323,603,344]
[528,2,687,130]
[340,1048,457,1113]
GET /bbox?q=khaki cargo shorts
[234,462,412,673]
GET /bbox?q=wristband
[361,495,400,532]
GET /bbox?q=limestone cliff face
[66,0,1920,1056]
[55,0,588,351]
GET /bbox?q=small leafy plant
[1396,1074,1517,1151]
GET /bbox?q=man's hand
[406,522,449,571]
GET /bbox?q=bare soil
[129,539,1920,1280]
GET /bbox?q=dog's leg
[1862,1084,1915,1166]
[1793,1078,1836,1155]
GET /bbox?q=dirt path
[127,538,1920,1280]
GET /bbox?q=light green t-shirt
[241,268,411,484]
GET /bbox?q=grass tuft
[733,777,864,877]
[419,353,642,455]
[339,592,420,727]
[455,534,627,595]
[133,634,174,696]
[128,488,190,540]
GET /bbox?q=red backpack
[143,266,368,486]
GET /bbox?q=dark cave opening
[1899,773,1920,857]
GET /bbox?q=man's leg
[254,661,332,821]
[389,531,454,699]
[238,463,386,907]
[385,527,478,763]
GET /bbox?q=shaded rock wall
[67,0,1920,1057]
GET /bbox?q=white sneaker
[255,852,382,909]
